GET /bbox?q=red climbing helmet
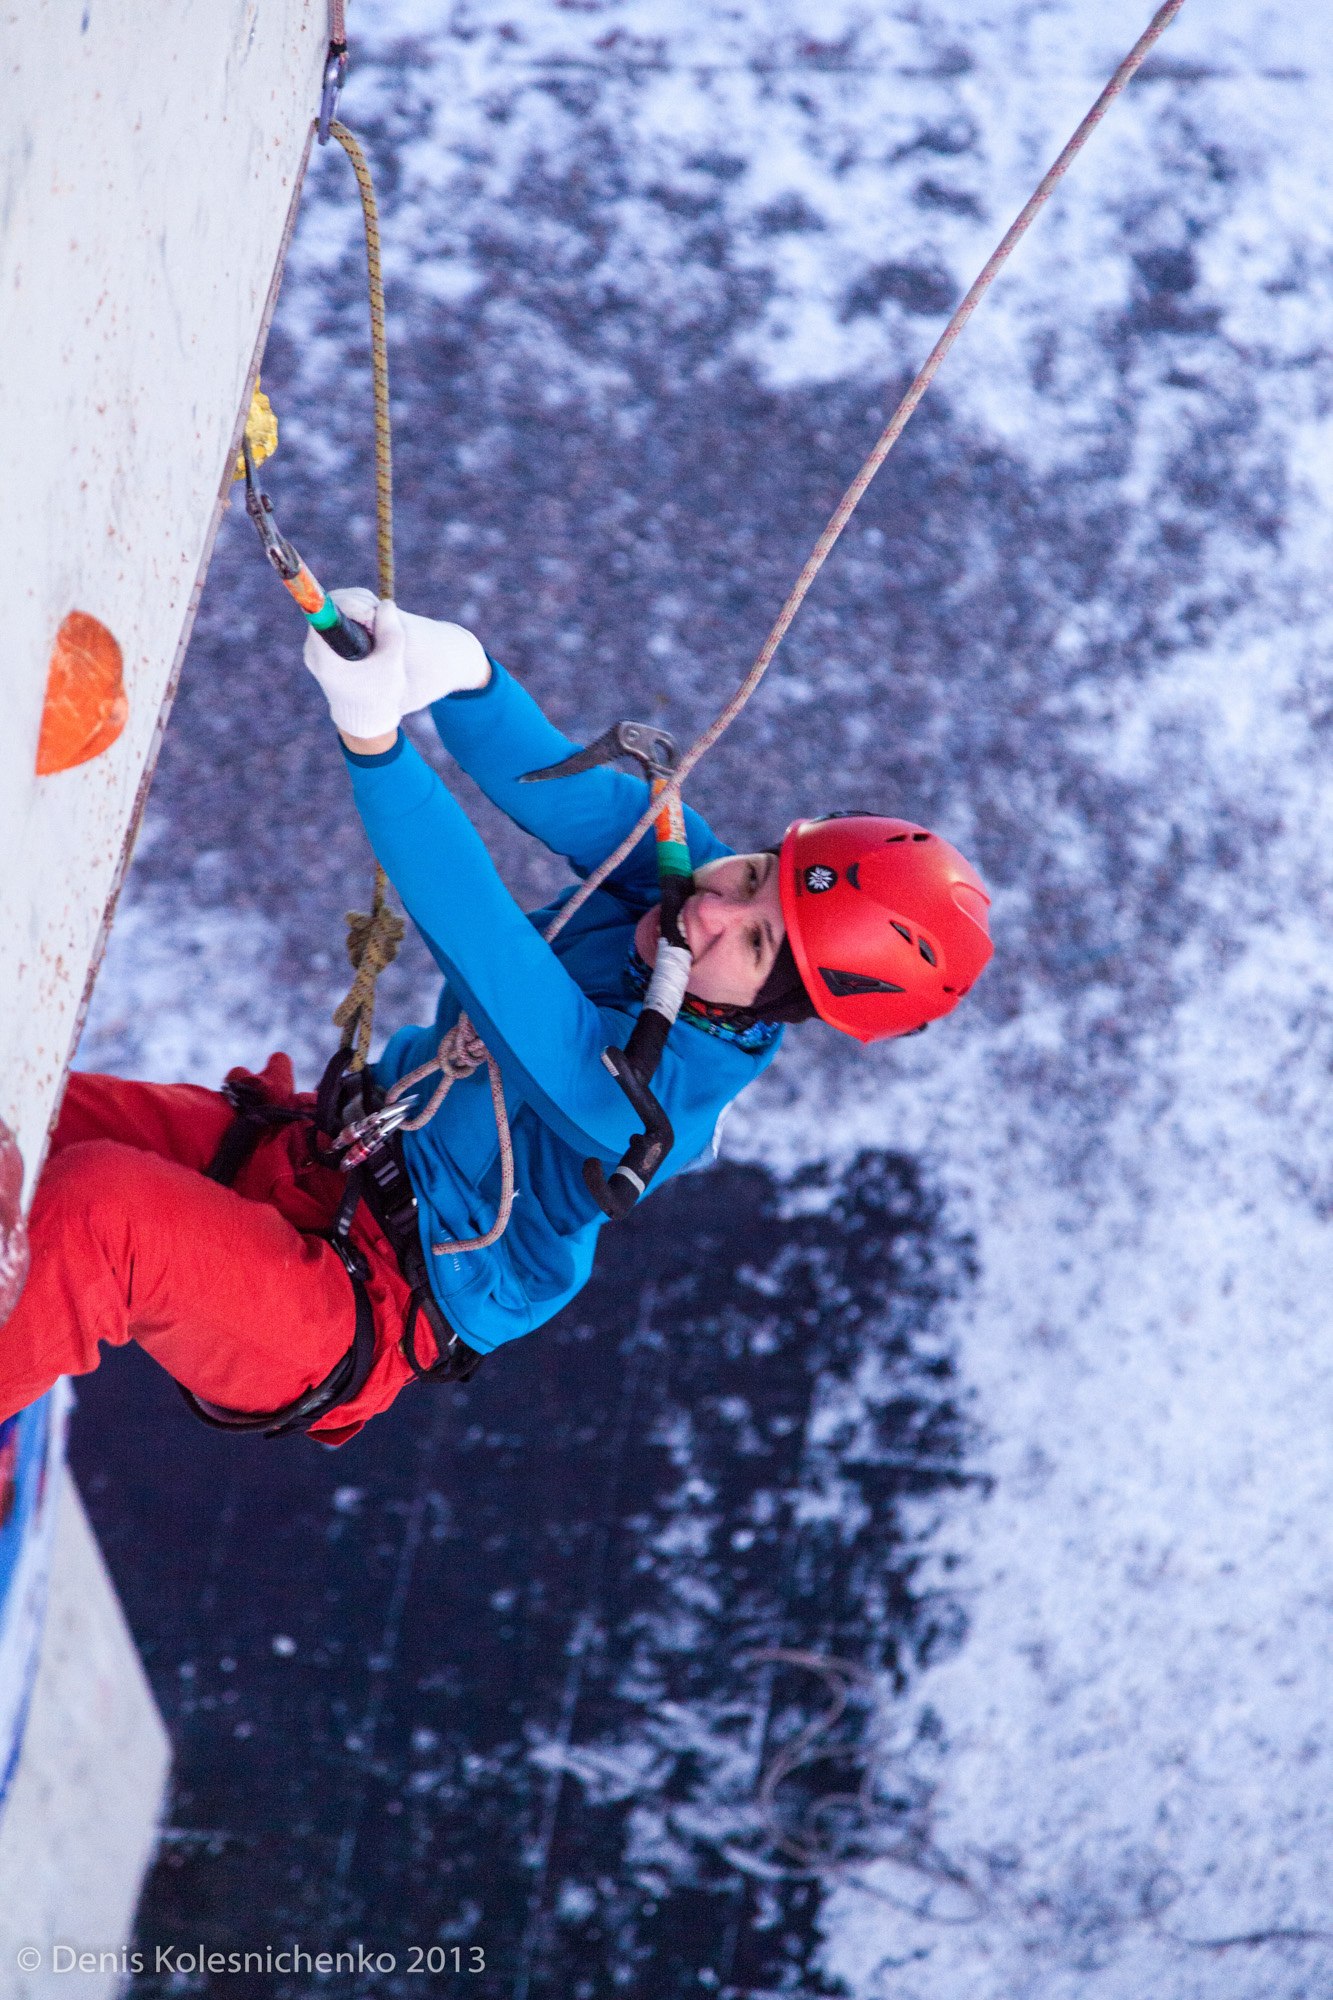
[777,815,993,1043]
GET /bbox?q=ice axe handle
[314,601,375,661]
[299,579,375,661]
[583,1037,674,1222]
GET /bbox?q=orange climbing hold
[35,611,128,775]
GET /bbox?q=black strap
[315,1041,361,1142]
[367,1159,481,1383]
[185,1063,374,1438]
[203,1076,310,1189]
[176,1261,377,1438]
[399,1286,482,1383]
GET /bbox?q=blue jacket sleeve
[427,662,729,895]
[344,734,654,1156]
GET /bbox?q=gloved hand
[400,606,491,709]
[313,588,491,714]
[302,595,408,739]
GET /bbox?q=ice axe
[522,722,694,1220]
[240,435,375,663]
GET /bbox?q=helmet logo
[803,864,837,893]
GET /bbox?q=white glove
[400,608,491,710]
[314,588,491,714]
[303,594,408,739]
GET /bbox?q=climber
[0,599,992,1446]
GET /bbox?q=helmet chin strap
[745,935,817,1025]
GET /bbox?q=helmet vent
[821,967,906,998]
[886,834,908,843]
[891,921,912,943]
[912,832,930,842]
[918,938,937,966]
[846,861,861,889]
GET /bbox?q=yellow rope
[329,882,404,1060]
[327,120,402,1072]
[327,121,516,1248]
[328,122,394,598]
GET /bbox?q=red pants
[0,1056,430,1445]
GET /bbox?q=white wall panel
[0,0,326,1202]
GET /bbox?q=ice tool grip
[518,720,693,1221]
[583,1040,676,1221]
[265,542,374,660]
[582,770,693,1220]
[302,583,375,661]
[652,771,692,902]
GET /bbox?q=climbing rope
[328,124,394,601]
[326,118,516,1250]
[537,0,1188,950]
[387,1014,517,1256]
[709,1650,983,1919]
[329,884,404,1056]
[324,120,400,1073]
[324,0,1184,1248]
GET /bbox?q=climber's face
[635,852,786,1008]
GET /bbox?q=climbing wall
[0,0,330,1983]
[0,0,327,1214]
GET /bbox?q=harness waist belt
[177,1053,480,1439]
[357,1126,482,1385]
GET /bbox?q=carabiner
[335,1097,416,1171]
[318,43,349,145]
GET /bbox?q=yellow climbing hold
[233,380,278,479]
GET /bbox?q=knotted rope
[330,881,404,1060]
[388,1018,516,1254]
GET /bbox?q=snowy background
[75,0,1333,1993]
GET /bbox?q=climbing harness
[176,1050,481,1438]
[311,1050,481,1386]
[238,0,1186,1258]
[177,1073,378,1437]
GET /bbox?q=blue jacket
[343,663,783,1355]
